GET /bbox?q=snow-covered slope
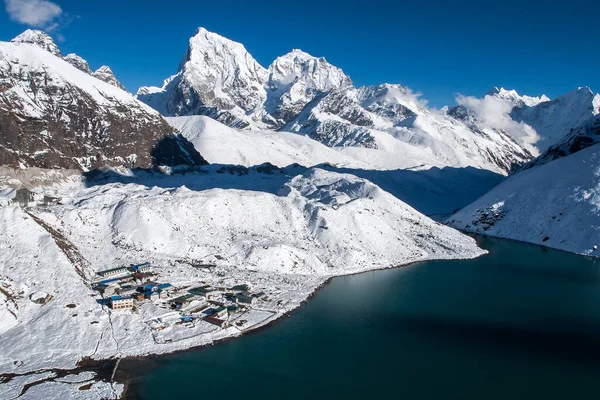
[448,144,600,257]
[168,115,370,169]
[284,84,532,174]
[169,115,505,218]
[0,32,204,169]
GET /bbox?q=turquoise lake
[127,237,600,399]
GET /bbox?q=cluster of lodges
[163,284,267,329]
[92,262,173,310]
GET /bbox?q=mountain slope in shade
[448,144,600,257]
[0,32,205,170]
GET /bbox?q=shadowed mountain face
[0,31,203,170]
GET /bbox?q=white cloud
[4,0,62,28]
[456,93,540,156]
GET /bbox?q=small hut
[13,188,34,207]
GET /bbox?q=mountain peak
[487,87,549,107]
[11,29,61,57]
[63,53,92,74]
[269,48,351,92]
[92,65,127,91]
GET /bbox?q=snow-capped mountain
[448,143,600,257]
[0,31,205,170]
[266,49,352,125]
[137,27,270,128]
[508,87,600,152]
[138,28,534,174]
[63,53,92,73]
[523,113,600,169]
[283,83,533,174]
[11,29,61,56]
[487,87,550,108]
[91,65,127,91]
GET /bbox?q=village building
[118,287,138,297]
[110,296,133,310]
[157,283,172,292]
[95,284,117,297]
[97,267,130,279]
[43,195,61,206]
[13,188,34,207]
[145,291,160,301]
[169,294,195,310]
[235,292,257,305]
[205,316,228,328]
[130,262,153,274]
[214,306,228,319]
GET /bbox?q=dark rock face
[0,41,205,170]
[150,135,207,167]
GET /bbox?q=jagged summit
[136,27,537,174]
[268,49,351,90]
[136,27,269,127]
[266,48,352,123]
[92,65,127,91]
[508,86,599,152]
[11,29,61,57]
[64,53,92,74]
[486,87,550,107]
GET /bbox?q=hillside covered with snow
[448,144,600,257]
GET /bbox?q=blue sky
[1,0,598,107]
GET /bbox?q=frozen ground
[0,165,485,398]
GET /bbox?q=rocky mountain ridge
[0,31,205,170]
[136,28,538,174]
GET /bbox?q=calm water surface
[128,237,600,399]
